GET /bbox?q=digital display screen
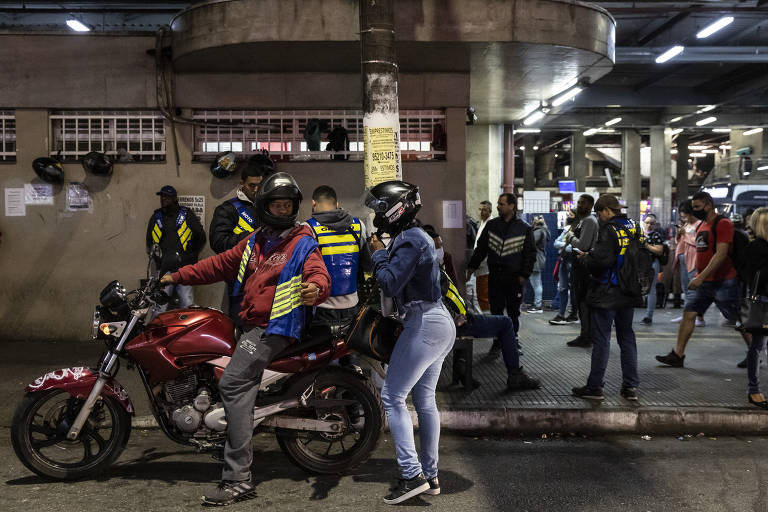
[558,180,576,193]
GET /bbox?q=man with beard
[146,185,206,308]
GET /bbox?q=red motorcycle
[11,271,384,480]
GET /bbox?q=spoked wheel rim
[23,389,120,472]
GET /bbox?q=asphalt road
[3,429,767,512]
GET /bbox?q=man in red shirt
[161,172,330,505]
[656,191,749,368]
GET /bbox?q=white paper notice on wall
[24,183,54,205]
[178,195,205,226]
[5,188,26,216]
[442,200,463,229]
[66,183,92,212]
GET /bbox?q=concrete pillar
[571,132,587,191]
[523,135,536,190]
[622,129,642,222]
[465,124,502,218]
[502,124,515,192]
[650,125,671,226]
[676,134,689,202]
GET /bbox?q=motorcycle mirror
[151,244,163,260]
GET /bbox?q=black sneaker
[566,336,592,348]
[507,370,541,392]
[620,386,638,401]
[655,350,685,368]
[424,476,440,496]
[572,385,604,401]
[201,480,256,506]
[737,357,748,369]
[549,314,568,325]
[640,317,653,325]
[564,314,579,323]
[383,473,430,505]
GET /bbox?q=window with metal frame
[0,110,16,163]
[50,110,166,162]
[192,109,447,161]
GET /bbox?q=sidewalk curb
[132,407,768,435]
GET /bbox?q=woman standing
[745,207,768,409]
[364,181,456,505]
[672,201,705,325]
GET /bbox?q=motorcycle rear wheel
[276,367,383,474]
[11,389,132,480]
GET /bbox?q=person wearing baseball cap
[572,194,641,402]
[146,185,206,308]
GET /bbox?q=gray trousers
[219,326,291,482]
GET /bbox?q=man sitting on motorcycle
[160,172,330,506]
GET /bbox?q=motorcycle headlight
[99,280,129,315]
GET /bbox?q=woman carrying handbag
[744,207,768,409]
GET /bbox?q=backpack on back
[612,223,655,298]
[697,215,749,281]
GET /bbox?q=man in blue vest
[209,154,274,322]
[146,185,206,308]
[307,185,369,335]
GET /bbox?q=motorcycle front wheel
[11,389,132,480]
[276,367,383,474]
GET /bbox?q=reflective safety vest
[229,198,256,236]
[307,217,361,296]
[602,217,637,285]
[441,269,467,318]
[151,207,192,251]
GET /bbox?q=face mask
[692,208,708,221]
[435,247,445,264]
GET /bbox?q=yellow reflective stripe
[152,230,161,243]
[313,224,361,234]
[237,217,254,234]
[270,296,303,320]
[233,226,244,235]
[445,290,466,315]
[321,245,360,256]
[317,234,357,244]
[152,224,162,240]
[237,243,253,283]
[273,275,302,303]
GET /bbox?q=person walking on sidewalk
[550,213,578,325]
[528,216,551,314]
[564,194,599,347]
[671,201,705,326]
[639,213,666,325]
[572,195,640,401]
[744,208,768,409]
[466,193,536,354]
[466,200,493,314]
[656,192,751,368]
[364,181,455,505]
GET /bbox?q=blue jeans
[587,306,639,390]
[458,314,520,372]
[678,254,696,307]
[160,283,194,310]
[747,333,767,395]
[381,301,455,480]
[645,259,660,319]
[558,260,572,317]
[530,271,543,308]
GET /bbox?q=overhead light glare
[702,149,718,154]
[696,16,734,39]
[712,128,731,133]
[551,87,583,107]
[523,110,546,126]
[519,146,526,151]
[671,149,678,154]
[669,128,683,135]
[583,128,599,136]
[66,19,91,32]
[690,152,707,158]
[604,117,622,126]
[688,145,709,150]
[743,127,764,136]
[515,128,541,133]
[696,105,716,114]
[696,116,717,126]
[597,129,617,134]
[719,145,731,150]
[756,165,768,171]
[656,45,684,63]
[533,145,540,151]
[669,116,683,123]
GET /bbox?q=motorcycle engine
[164,371,218,434]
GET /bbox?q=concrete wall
[0,34,468,341]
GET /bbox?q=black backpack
[611,222,655,298]
[696,215,750,281]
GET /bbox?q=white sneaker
[527,308,543,314]
[695,317,706,327]
[671,316,683,323]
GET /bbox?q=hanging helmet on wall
[32,157,64,184]
[81,151,113,175]
[364,180,422,236]
[210,151,237,179]
[255,172,303,230]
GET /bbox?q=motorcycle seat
[273,324,334,359]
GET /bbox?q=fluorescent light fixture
[515,128,541,133]
[669,128,683,135]
[690,152,707,157]
[519,146,526,151]
[688,145,710,150]
[757,165,768,171]
[702,149,718,154]
[743,127,764,136]
[671,149,678,154]
[604,117,622,126]
[670,116,683,123]
[583,128,599,136]
[66,19,91,32]
[523,110,546,126]
[696,16,734,39]
[719,145,731,150]
[712,128,731,133]
[656,45,684,63]
[533,145,539,151]
[551,86,583,107]
[696,105,716,114]
[696,116,717,126]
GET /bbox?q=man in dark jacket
[467,193,536,342]
[572,195,640,402]
[146,185,206,308]
[209,154,273,321]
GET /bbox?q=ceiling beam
[634,11,691,46]
[617,46,768,63]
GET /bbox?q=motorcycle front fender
[26,367,135,415]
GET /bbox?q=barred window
[0,110,16,162]
[50,111,166,162]
[193,109,446,161]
